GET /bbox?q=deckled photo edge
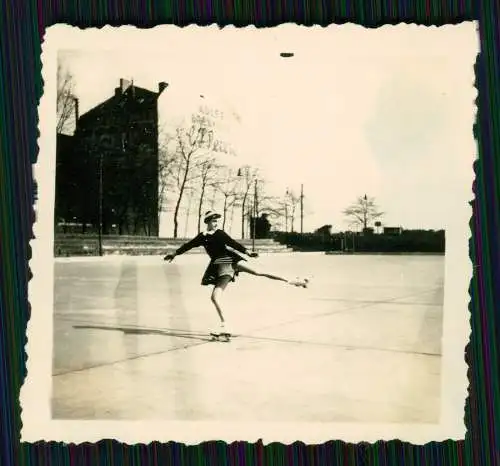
[22,21,478,445]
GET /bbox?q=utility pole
[252,179,257,251]
[284,188,289,233]
[241,205,245,239]
[300,183,304,234]
[97,151,103,256]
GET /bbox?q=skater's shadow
[72,324,213,342]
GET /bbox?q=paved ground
[52,252,444,423]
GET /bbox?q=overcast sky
[59,23,478,232]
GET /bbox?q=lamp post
[237,167,249,239]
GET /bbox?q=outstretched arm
[220,231,258,257]
[164,234,203,261]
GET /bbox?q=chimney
[73,97,79,126]
[119,78,131,94]
[158,81,168,94]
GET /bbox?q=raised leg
[235,262,288,282]
[235,262,307,287]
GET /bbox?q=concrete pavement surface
[52,252,444,423]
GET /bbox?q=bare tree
[286,189,301,232]
[213,167,241,230]
[263,189,300,232]
[238,171,281,237]
[236,166,259,238]
[57,63,77,134]
[229,199,237,234]
[195,157,223,234]
[162,113,213,238]
[343,194,384,231]
[250,186,312,234]
[252,192,286,231]
[245,178,284,229]
[160,106,239,238]
[172,124,206,238]
[183,187,196,237]
[158,129,179,215]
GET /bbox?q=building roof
[78,81,165,125]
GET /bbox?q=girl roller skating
[163,211,308,339]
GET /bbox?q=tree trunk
[173,162,190,238]
[184,190,193,237]
[222,196,228,230]
[197,182,206,234]
[133,215,140,236]
[173,198,180,238]
[210,186,216,209]
[248,206,252,237]
[229,202,235,235]
[241,194,247,239]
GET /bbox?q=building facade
[55,79,167,236]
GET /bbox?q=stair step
[55,235,276,244]
[53,234,292,257]
[54,240,278,247]
[100,250,294,256]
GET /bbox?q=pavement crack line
[234,334,441,357]
[55,317,441,371]
[250,287,442,335]
[53,288,442,377]
[52,340,211,378]
[311,297,442,307]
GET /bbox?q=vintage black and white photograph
[23,23,476,444]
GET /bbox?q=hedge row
[271,230,445,253]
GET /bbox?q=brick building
[55,78,168,236]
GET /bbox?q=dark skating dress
[173,229,250,286]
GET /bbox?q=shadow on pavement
[72,324,214,342]
[71,323,440,356]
